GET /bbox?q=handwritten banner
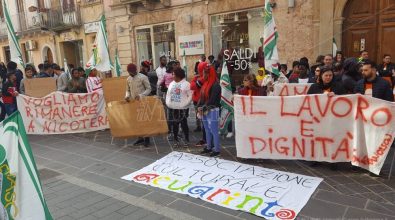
[234,94,395,174]
[16,91,109,134]
[273,83,312,96]
[122,151,322,219]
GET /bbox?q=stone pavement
[31,128,395,220]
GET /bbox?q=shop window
[211,9,264,85]
[136,23,175,68]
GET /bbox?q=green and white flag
[263,0,279,76]
[114,49,122,77]
[85,15,112,75]
[332,38,338,57]
[219,62,233,134]
[0,112,52,220]
[2,0,25,68]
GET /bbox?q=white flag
[0,112,53,219]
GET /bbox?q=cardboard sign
[16,91,109,134]
[106,96,168,138]
[273,83,312,96]
[122,151,322,220]
[102,76,128,103]
[234,94,395,175]
[24,78,56,98]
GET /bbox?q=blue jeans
[202,108,220,152]
[4,103,17,116]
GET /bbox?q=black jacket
[354,77,394,102]
[198,82,221,111]
[307,81,346,95]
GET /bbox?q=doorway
[342,0,395,62]
[61,40,84,68]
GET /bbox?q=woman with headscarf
[198,63,221,157]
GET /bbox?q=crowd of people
[1,49,395,159]
[0,61,107,122]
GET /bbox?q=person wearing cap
[125,63,152,147]
[140,61,151,76]
[86,68,103,93]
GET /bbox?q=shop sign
[84,21,100,34]
[178,34,204,56]
[61,32,78,41]
[224,48,256,71]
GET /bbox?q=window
[62,0,75,11]
[211,9,264,85]
[136,23,175,68]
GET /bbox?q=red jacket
[190,75,203,103]
[238,86,266,96]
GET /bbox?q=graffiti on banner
[234,94,395,174]
[16,91,109,134]
[122,151,322,219]
[273,83,312,96]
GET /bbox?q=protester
[166,68,192,147]
[256,67,267,86]
[307,66,346,95]
[1,72,18,116]
[78,67,85,78]
[355,60,394,102]
[67,69,87,93]
[191,62,207,145]
[289,62,309,83]
[38,63,53,78]
[299,57,310,71]
[125,63,152,147]
[156,56,167,97]
[86,68,103,93]
[323,54,333,67]
[57,66,69,92]
[140,60,151,76]
[173,60,181,70]
[280,64,287,76]
[158,62,174,96]
[194,55,206,75]
[238,74,266,96]
[199,64,221,157]
[310,55,325,77]
[37,63,44,74]
[208,55,215,65]
[0,62,7,83]
[287,61,299,78]
[19,66,35,94]
[378,54,395,88]
[309,66,321,83]
[359,50,369,61]
[7,61,23,92]
[341,57,362,94]
[334,51,345,66]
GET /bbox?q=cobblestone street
[32,128,395,220]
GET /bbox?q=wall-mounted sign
[61,32,78,41]
[178,34,204,56]
[84,21,100,34]
[360,38,366,51]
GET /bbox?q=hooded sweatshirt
[166,79,192,109]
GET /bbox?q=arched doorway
[42,46,54,64]
[342,0,395,62]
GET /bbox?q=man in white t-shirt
[156,56,167,97]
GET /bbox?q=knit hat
[127,63,137,73]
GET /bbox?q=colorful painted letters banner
[122,151,322,220]
[273,83,312,96]
[234,94,395,174]
[16,91,109,134]
[0,112,53,219]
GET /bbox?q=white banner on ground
[273,83,312,96]
[122,151,322,220]
[234,94,395,174]
[16,91,109,134]
[0,112,53,219]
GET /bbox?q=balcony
[0,4,82,37]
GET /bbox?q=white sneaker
[226,132,234,138]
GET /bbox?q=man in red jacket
[190,62,207,146]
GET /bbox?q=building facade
[106,0,395,81]
[0,0,106,69]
